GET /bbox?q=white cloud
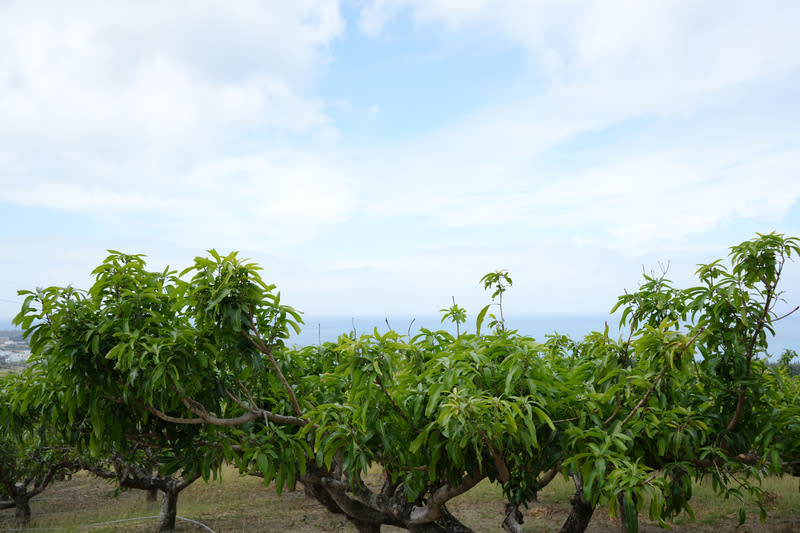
[0,2,344,138]
[353,0,800,253]
[2,2,799,321]
[0,1,351,244]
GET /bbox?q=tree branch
[408,472,486,524]
[728,258,784,432]
[375,375,419,433]
[243,308,304,417]
[145,401,307,427]
[620,328,704,428]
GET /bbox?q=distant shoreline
[288,313,800,356]
[4,313,799,358]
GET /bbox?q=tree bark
[12,486,31,528]
[159,486,179,532]
[502,503,525,533]
[15,499,31,528]
[303,479,344,515]
[300,464,477,533]
[407,505,476,533]
[558,474,595,533]
[350,518,382,533]
[84,461,198,532]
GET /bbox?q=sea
[3,313,798,359]
[287,313,800,359]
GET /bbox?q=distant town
[0,330,29,369]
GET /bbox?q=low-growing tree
[12,253,220,531]
[547,232,800,532]
[10,233,800,533]
[81,447,200,531]
[0,373,78,527]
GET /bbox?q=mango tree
[542,232,800,532]
[0,373,78,527]
[12,233,800,533]
[13,253,222,531]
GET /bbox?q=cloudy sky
[2,0,800,327]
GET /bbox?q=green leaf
[623,492,638,533]
[409,432,426,454]
[476,305,490,336]
[257,453,270,476]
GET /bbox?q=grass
[1,468,798,532]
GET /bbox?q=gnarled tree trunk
[0,484,33,527]
[299,462,477,533]
[502,503,524,533]
[559,474,595,533]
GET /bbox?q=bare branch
[537,462,561,491]
[772,305,799,323]
[407,318,416,339]
[145,402,306,427]
[408,471,486,524]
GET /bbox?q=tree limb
[375,375,419,433]
[408,472,486,524]
[145,401,307,427]
[243,308,304,417]
[620,328,704,428]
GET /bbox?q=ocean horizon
[289,314,619,347]
[289,313,800,356]
[4,313,799,359]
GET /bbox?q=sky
[1,0,800,328]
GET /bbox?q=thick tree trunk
[15,498,31,528]
[303,480,344,515]
[9,485,31,528]
[301,465,475,533]
[559,495,594,533]
[159,487,179,531]
[558,474,594,533]
[350,518,382,533]
[502,503,525,533]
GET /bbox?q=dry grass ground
[1,467,798,532]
